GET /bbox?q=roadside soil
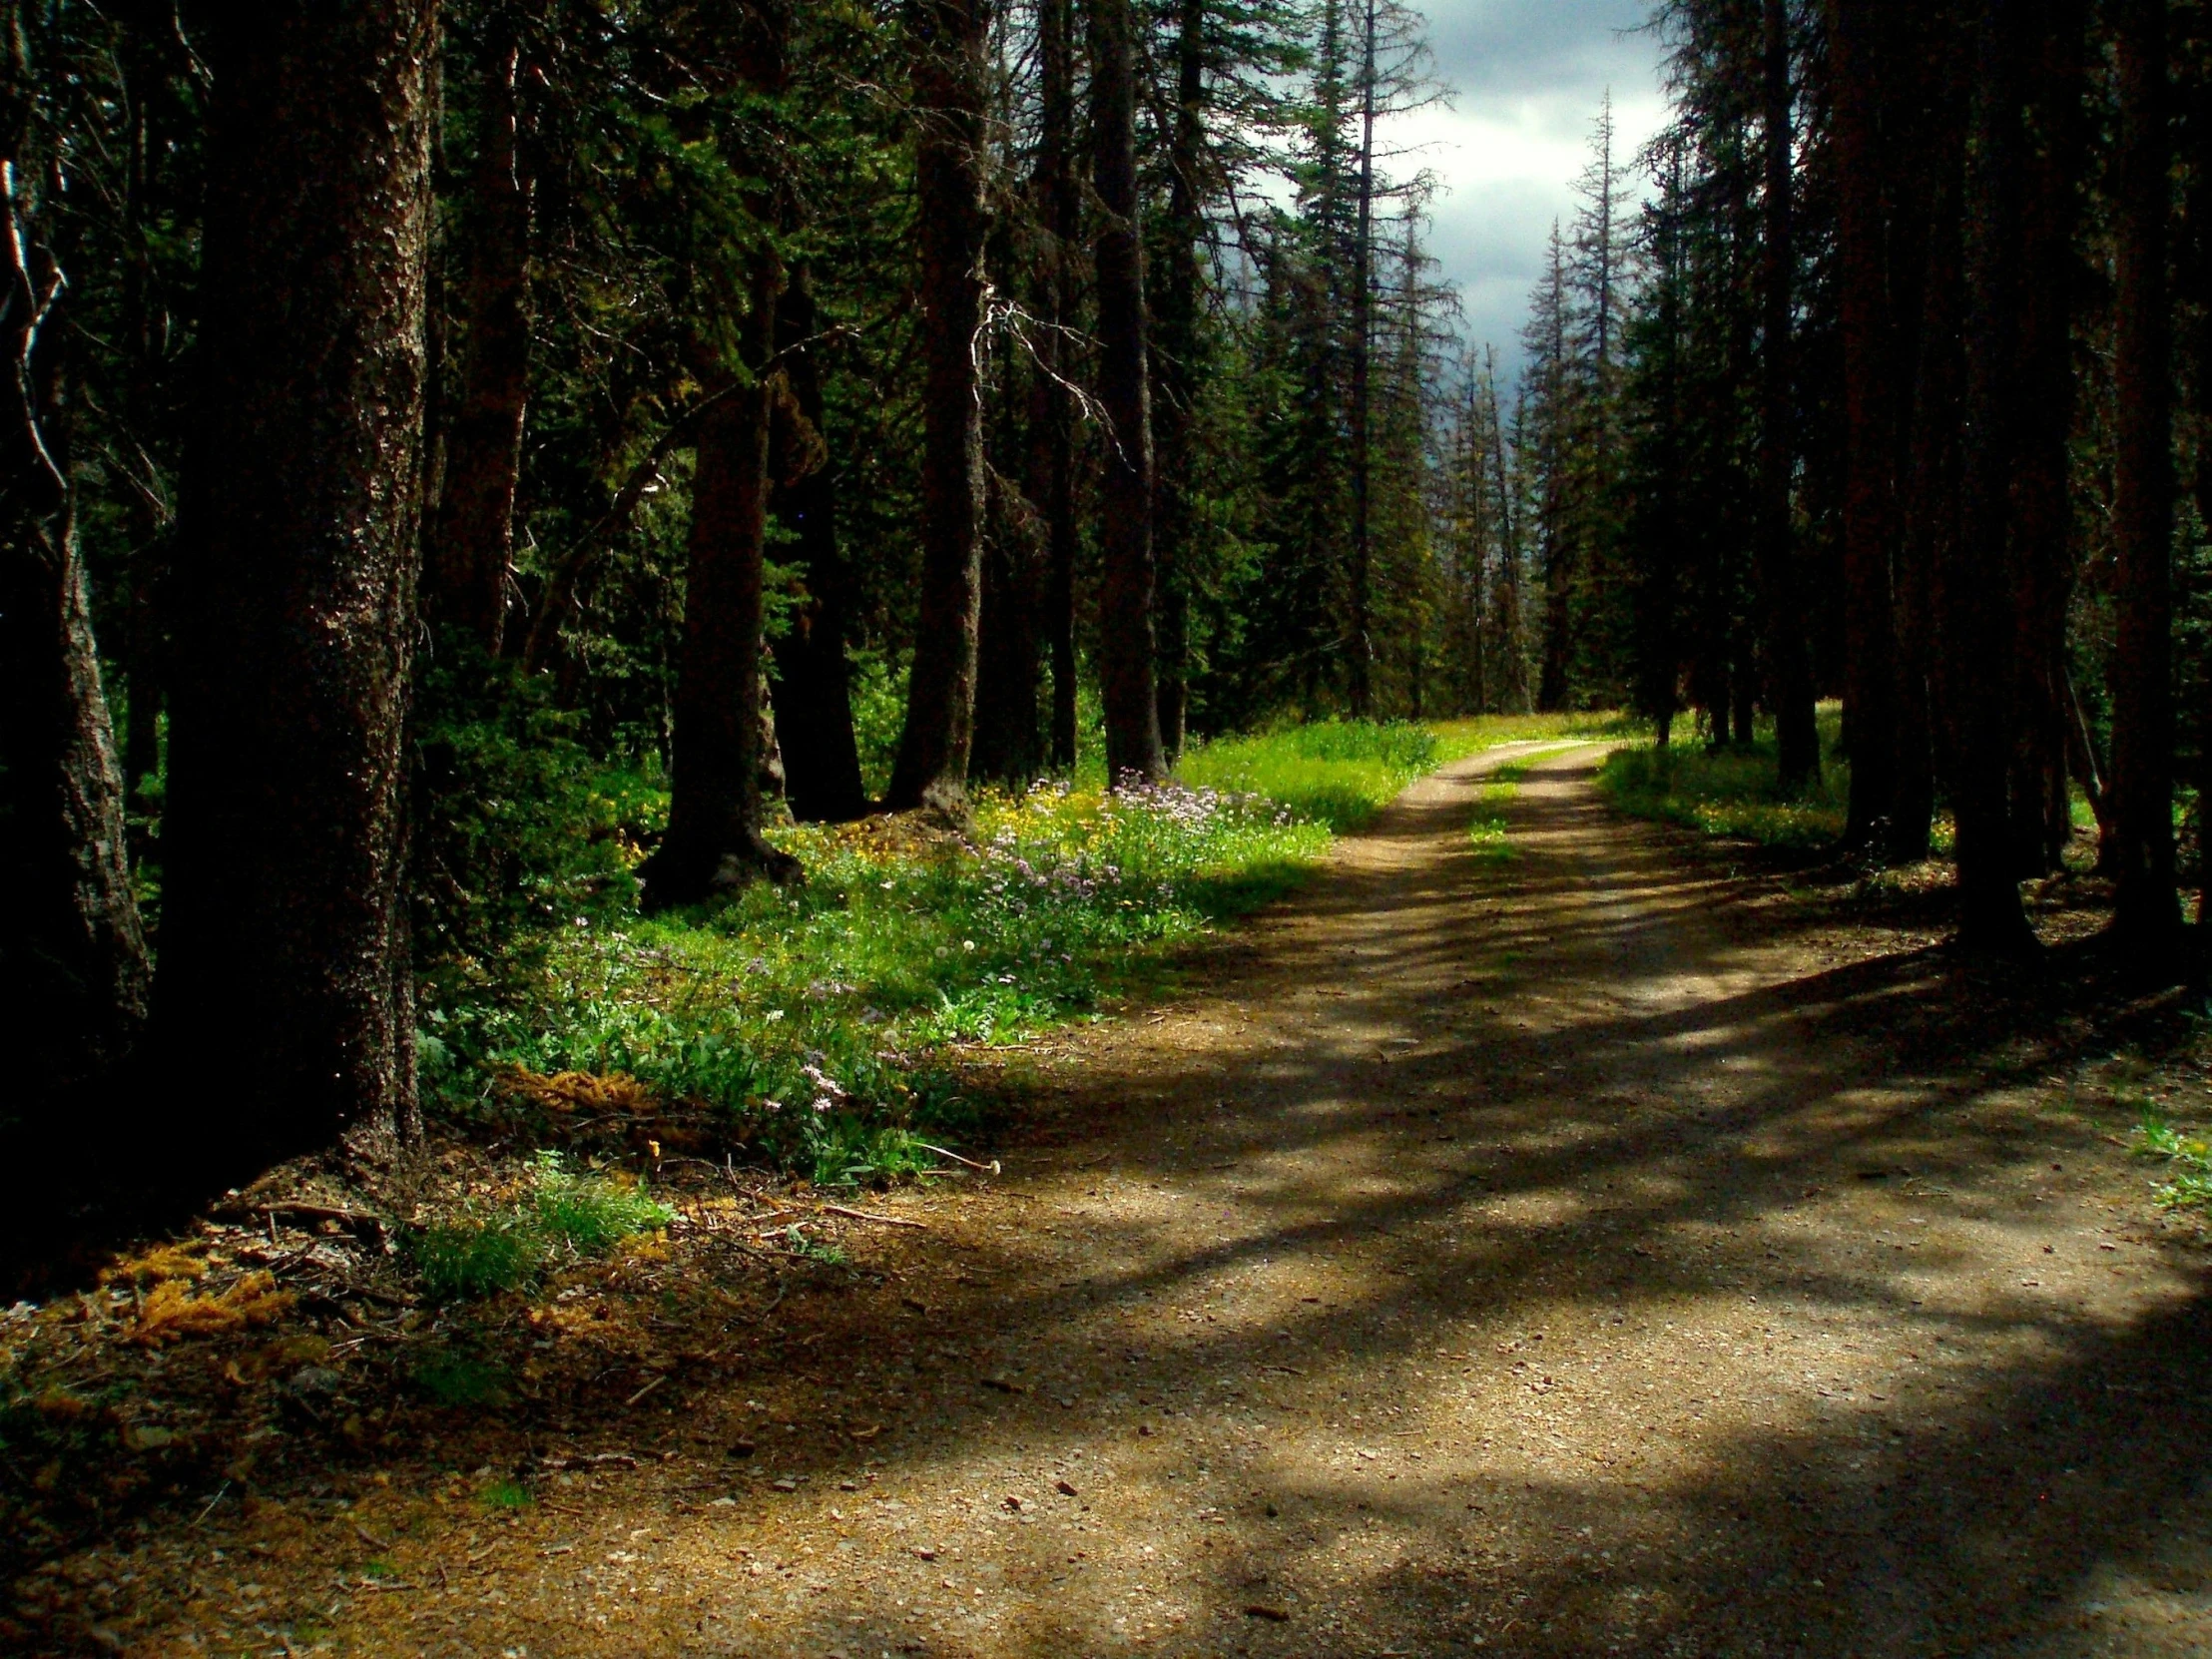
[32,744,2212,1657]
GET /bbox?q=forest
[6,0,2212,1652]
[9,0,2212,1178]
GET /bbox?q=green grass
[1597,706,1850,850]
[1467,772,1526,862]
[1180,712,1623,834]
[2133,1105,2212,1210]
[410,1350,511,1408]
[412,1152,673,1301]
[422,714,1621,1187]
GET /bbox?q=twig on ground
[626,1375,669,1407]
[191,1480,231,1526]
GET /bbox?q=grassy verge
[1596,705,1851,851]
[422,714,1614,1188]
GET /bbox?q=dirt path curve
[338,745,2212,1659]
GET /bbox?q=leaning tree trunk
[887,0,991,813]
[1088,0,1167,786]
[1829,0,1897,848]
[426,2,532,654]
[0,2,150,1107]
[1940,0,2036,953]
[2109,0,2179,956]
[1757,0,1820,792]
[158,0,436,1166]
[768,266,868,823]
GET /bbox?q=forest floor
[20,742,2212,1657]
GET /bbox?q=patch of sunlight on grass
[1597,704,1848,851]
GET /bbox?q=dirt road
[305,746,2212,1657]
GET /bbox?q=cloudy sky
[1393,1,1670,366]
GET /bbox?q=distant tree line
[1487,0,2212,959]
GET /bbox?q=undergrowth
[420,714,1615,1186]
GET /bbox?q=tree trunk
[1887,41,1971,867]
[1940,0,2035,951]
[639,345,801,906]
[1035,0,1078,771]
[768,267,868,822]
[1346,0,1379,719]
[1151,0,1206,759]
[971,470,1046,781]
[2006,0,2088,875]
[158,0,436,1165]
[427,3,532,654]
[1828,0,1897,848]
[2109,0,2179,955]
[1757,0,1819,791]
[0,6,150,1096]
[887,0,991,812]
[1087,0,1166,785]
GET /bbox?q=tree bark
[2109,0,2179,955]
[1828,0,1897,848]
[158,0,436,1165]
[1757,0,1819,791]
[1940,0,2035,951]
[427,2,532,654]
[1087,0,1166,785]
[768,267,868,822]
[887,0,991,812]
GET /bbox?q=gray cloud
[1402,0,1668,368]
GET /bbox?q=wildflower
[801,1061,849,1106]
